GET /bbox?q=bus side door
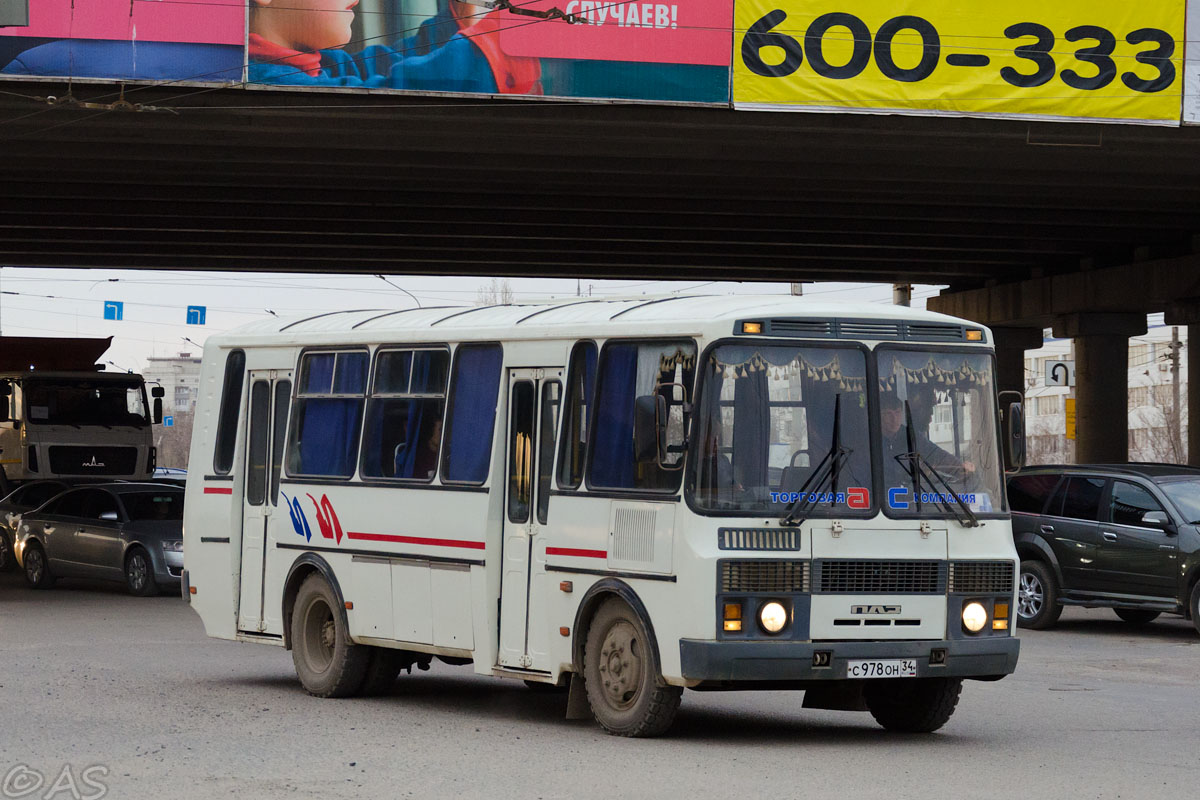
[238,370,292,633]
[498,368,561,671]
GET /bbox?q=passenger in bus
[414,418,443,479]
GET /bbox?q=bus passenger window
[361,348,449,481]
[590,340,695,492]
[442,344,503,484]
[286,350,368,479]
[213,350,245,474]
[556,342,596,490]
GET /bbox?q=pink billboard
[498,0,731,66]
[0,0,243,44]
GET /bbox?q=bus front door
[498,368,561,671]
[237,370,292,634]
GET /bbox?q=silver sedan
[15,482,184,596]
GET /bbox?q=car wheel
[1190,582,1200,637]
[0,532,13,572]
[290,573,369,698]
[865,677,963,733]
[583,598,681,737]
[22,542,55,589]
[1017,560,1063,630]
[125,548,159,597]
[1114,609,1160,625]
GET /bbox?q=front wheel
[1114,608,1160,625]
[865,677,963,733]
[1189,581,1200,637]
[583,598,681,737]
[125,548,159,596]
[290,574,369,698]
[1017,560,1062,630]
[22,542,55,589]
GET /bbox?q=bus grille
[720,560,809,593]
[949,561,1015,593]
[816,560,945,594]
[718,528,800,551]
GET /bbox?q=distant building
[1023,324,1188,464]
[142,351,203,413]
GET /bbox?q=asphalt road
[1,570,1197,800]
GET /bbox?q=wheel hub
[598,621,642,708]
[1018,573,1043,618]
[320,619,336,650]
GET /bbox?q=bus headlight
[759,601,788,634]
[962,601,988,633]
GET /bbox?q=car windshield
[877,349,1004,516]
[24,379,149,427]
[121,492,183,521]
[1158,478,1200,523]
[690,344,872,515]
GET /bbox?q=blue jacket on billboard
[1,40,243,82]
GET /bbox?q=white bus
[183,295,1024,736]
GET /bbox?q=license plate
[846,659,917,679]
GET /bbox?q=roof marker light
[742,322,763,334]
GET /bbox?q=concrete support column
[1165,302,1200,465]
[1052,313,1147,464]
[992,327,1044,397]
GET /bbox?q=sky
[0,269,944,374]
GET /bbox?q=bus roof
[208,294,990,347]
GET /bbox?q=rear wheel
[1017,560,1062,630]
[22,542,55,589]
[125,548,159,596]
[1114,608,1160,625]
[290,573,369,698]
[865,677,963,733]
[583,598,681,737]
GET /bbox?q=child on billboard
[248,0,541,94]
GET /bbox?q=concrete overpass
[1,80,1198,464]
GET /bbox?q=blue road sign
[103,301,123,321]
[164,416,174,427]
[186,305,207,325]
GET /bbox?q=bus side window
[556,342,596,490]
[361,348,449,481]
[213,350,245,474]
[536,381,560,524]
[286,350,368,479]
[441,344,503,484]
[589,340,695,492]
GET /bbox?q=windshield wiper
[894,450,979,528]
[782,393,852,527]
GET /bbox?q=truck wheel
[291,573,368,697]
[583,598,681,737]
[1017,560,1062,630]
[865,677,963,733]
[1114,609,1160,625]
[357,647,405,696]
[22,542,55,589]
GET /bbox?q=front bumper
[679,636,1019,682]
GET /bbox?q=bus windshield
[23,379,150,428]
[877,348,1004,516]
[691,343,873,515]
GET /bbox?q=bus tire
[291,573,369,698]
[1017,560,1062,630]
[357,647,405,696]
[583,598,681,737]
[865,677,962,733]
[22,542,55,589]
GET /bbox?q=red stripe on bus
[546,547,607,559]
[346,531,485,550]
[203,487,233,495]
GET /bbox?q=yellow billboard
[734,0,1185,123]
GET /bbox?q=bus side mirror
[633,395,666,464]
[999,390,1025,473]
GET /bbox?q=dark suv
[1008,464,1200,633]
